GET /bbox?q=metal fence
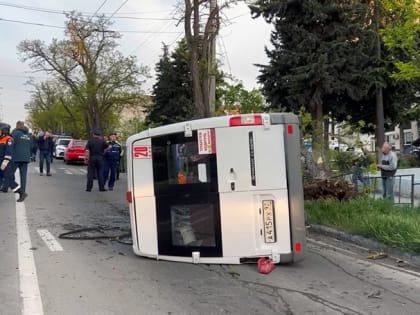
[351,174,416,206]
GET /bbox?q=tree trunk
[311,102,327,179]
[190,50,205,118]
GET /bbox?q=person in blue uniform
[103,133,122,191]
[0,123,27,201]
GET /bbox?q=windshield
[73,140,87,147]
[57,139,71,146]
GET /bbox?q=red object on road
[257,257,276,274]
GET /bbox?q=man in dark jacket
[37,131,54,176]
[11,121,32,201]
[85,128,110,191]
[30,133,38,162]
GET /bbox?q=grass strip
[305,198,420,253]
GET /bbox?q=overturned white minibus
[126,113,306,264]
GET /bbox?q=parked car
[329,141,349,151]
[64,139,88,164]
[53,137,72,159]
[402,144,420,155]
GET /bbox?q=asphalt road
[1,161,420,315]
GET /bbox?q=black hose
[58,226,133,245]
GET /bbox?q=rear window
[73,140,87,147]
[57,139,71,146]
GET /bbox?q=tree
[216,80,265,114]
[250,0,378,173]
[182,0,238,118]
[145,40,194,126]
[18,12,148,135]
[381,0,420,81]
[24,80,84,137]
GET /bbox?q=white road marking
[78,169,87,175]
[16,201,45,315]
[37,229,64,252]
[64,169,72,175]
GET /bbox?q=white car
[329,141,349,151]
[53,138,72,159]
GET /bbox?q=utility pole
[208,0,217,116]
[375,0,385,156]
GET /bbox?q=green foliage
[216,80,266,115]
[398,153,420,168]
[250,0,377,117]
[19,12,148,135]
[329,151,354,174]
[305,198,420,253]
[145,40,194,127]
[381,0,420,81]
[250,0,417,140]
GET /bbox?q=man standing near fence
[377,142,398,202]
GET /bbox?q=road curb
[309,224,420,268]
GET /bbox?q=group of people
[85,128,123,192]
[0,121,32,202]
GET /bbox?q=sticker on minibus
[198,129,216,154]
[133,145,151,159]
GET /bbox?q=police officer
[85,128,110,192]
[103,133,122,191]
[0,123,27,201]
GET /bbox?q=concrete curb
[309,224,420,268]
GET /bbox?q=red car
[64,139,88,164]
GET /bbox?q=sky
[0,0,273,126]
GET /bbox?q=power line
[0,17,64,29]
[0,2,176,21]
[106,0,129,21]
[218,36,232,75]
[0,17,181,33]
[129,7,179,54]
[0,73,49,79]
[93,0,108,16]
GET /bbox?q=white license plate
[78,155,85,159]
[262,200,276,243]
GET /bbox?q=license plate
[78,155,85,159]
[262,200,276,243]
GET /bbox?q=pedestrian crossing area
[31,166,87,175]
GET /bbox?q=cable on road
[58,226,133,245]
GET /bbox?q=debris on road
[367,252,388,260]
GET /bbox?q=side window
[152,132,217,191]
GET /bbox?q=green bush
[398,153,420,168]
[330,151,354,173]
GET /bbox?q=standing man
[0,123,27,201]
[11,121,32,201]
[85,128,109,192]
[116,134,124,180]
[30,132,38,162]
[103,133,122,191]
[377,142,398,202]
[37,131,54,176]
